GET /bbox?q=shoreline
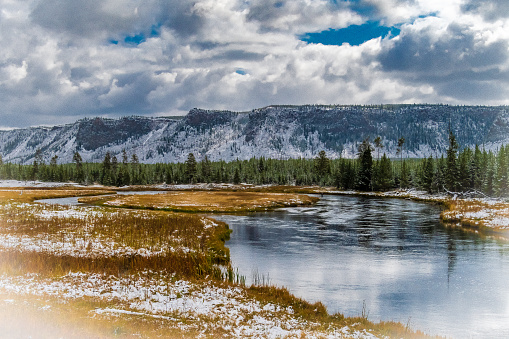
[2,182,507,337]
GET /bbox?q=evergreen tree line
[0,133,508,197]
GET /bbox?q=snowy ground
[0,180,89,188]
[0,192,383,338]
[0,271,380,339]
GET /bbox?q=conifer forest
[0,132,507,198]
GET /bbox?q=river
[37,192,509,338]
[215,195,509,339]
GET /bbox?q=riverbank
[0,186,439,338]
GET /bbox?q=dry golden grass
[441,199,509,235]
[0,187,115,203]
[87,191,319,213]
[0,201,230,279]
[0,188,442,338]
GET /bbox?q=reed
[440,199,509,234]
[0,189,444,338]
[82,191,320,213]
[0,199,231,280]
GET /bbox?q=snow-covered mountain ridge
[1,104,508,164]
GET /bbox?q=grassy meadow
[81,190,320,213]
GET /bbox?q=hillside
[0,104,508,164]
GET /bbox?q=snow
[1,105,508,165]
[0,272,380,338]
[0,180,84,188]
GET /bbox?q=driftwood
[442,186,488,199]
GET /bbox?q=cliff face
[0,105,507,164]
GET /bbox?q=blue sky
[300,21,400,46]
[0,0,508,128]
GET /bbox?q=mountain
[1,104,508,164]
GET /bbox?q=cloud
[30,0,205,40]
[379,21,508,74]
[377,16,509,103]
[462,0,509,21]
[31,0,141,38]
[0,0,507,128]
[246,0,362,33]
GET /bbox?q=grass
[0,199,231,279]
[82,191,319,213]
[0,292,204,338]
[0,186,445,338]
[0,187,115,203]
[440,199,509,235]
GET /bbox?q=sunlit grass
[83,191,319,213]
[0,188,444,338]
[0,200,230,279]
[441,199,509,233]
[0,187,115,203]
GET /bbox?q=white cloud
[0,0,507,127]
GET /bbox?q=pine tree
[131,153,140,184]
[233,167,241,184]
[495,145,508,196]
[446,131,459,192]
[422,155,434,194]
[396,137,405,187]
[201,155,212,183]
[49,155,58,182]
[357,138,373,191]
[472,145,483,191]
[400,160,411,189]
[31,148,44,180]
[432,156,446,192]
[338,159,356,190]
[314,150,330,184]
[185,153,197,183]
[374,136,384,160]
[374,153,393,191]
[458,148,472,191]
[101,152,112,185]
[73,151,84,183]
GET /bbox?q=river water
[215,195,509,339]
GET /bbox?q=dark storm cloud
[462,0,509,21]
[31,0,136,37]
[31,0,205,39]
[211,50,266,62]
[246,0,287,26]
[437,79,507,101]
[245,0,355,33]
[160,2,204,37]
[99,72,159,113]
[377,21,509,102]
[378,23,508,75]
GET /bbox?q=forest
[0,132,507,198]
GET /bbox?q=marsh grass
[441,199,509,235]
[244,284,441,338]
[0,199,231,279]
[0,188,115,203]
[84,191,319,213]
[0,188,443,338]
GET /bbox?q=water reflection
[218,195,509,339]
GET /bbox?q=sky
[0,0,508,128]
